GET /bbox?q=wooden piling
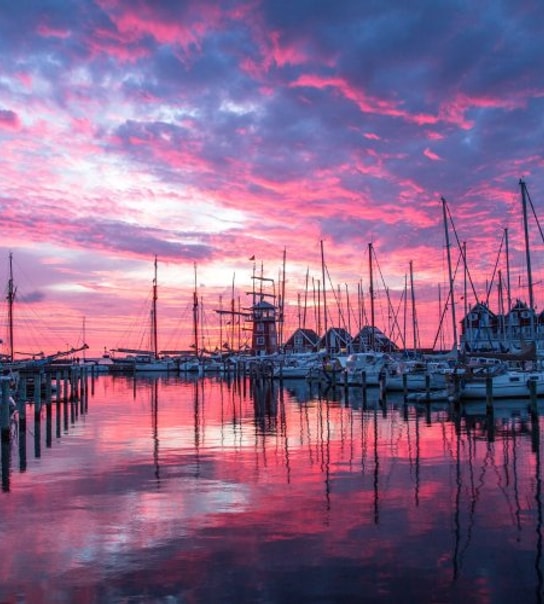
[34,373,42,413]
[485,376,493,413]
[1,379,11,440]
[529,378,538,415]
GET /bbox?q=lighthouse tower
[250,299,278,355]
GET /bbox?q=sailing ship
[111,256,174,372]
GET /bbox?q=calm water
[1,374,543,603]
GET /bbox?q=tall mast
[403,273,407,351]
[409,260,418,353]
[505,228,512,311]
[302,267,309,330]
[193,263,199,358]
[520,179,535,311]
[7,252,15,362]
[231,274,235,351]
[320,240,328,349]
[345,283,352,341]
[368,243,375,350]
[279,248,286,349]
[152,255,159,358]
[441,197,458,350]
[218,294,223,353]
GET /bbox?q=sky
[1,0,544,358]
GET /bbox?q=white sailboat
[454,363,544,399]
[113,256,174,372]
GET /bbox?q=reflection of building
[251,300,278,355]
[460,300,540,353]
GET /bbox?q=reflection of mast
[317,395,331,515]
[151,378,160,485]
[414,408,420,506]
[452,408,462,580]
[373,406,379,524]
[194,379,201,477]
[531,400,543,593]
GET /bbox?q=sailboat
[112,256,174,372]
[1,252,89,372]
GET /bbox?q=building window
[256,336,265,345]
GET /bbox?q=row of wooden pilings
[1,364,92,442]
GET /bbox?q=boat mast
[302,267,309,330]
[409,260,418,353]
[368,243,375,350]
[320,240,328,350]
[441,197,458,350]
[279,248,286,350]
[7,252,15,362]
[152,255,159,358]
[520,179,535,311]
[505,228,512,311]
[193,262,199,358]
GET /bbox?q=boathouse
[460,302,499,352]
[318,327,352,354]
[351,326,399,353]
[283,328,319,353]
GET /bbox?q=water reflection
[0,374,543,602]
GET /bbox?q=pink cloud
[423,148,442,161]
[94,0,223,56]
[37,24,71,39]
[269,31,309,67]
[0,110,21,131]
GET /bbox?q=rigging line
[371,247,403,343]
[485,230,506,305]
[446,202,480,304]
[389,287,406,350]
[431,248,464,350]
[526,185,544,245]
[323,261,348,330]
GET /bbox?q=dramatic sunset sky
[1,0,543,358]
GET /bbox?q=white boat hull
[459,370,544,399]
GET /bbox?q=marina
[1,372,544,602]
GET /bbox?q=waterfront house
[283,328,319,353]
